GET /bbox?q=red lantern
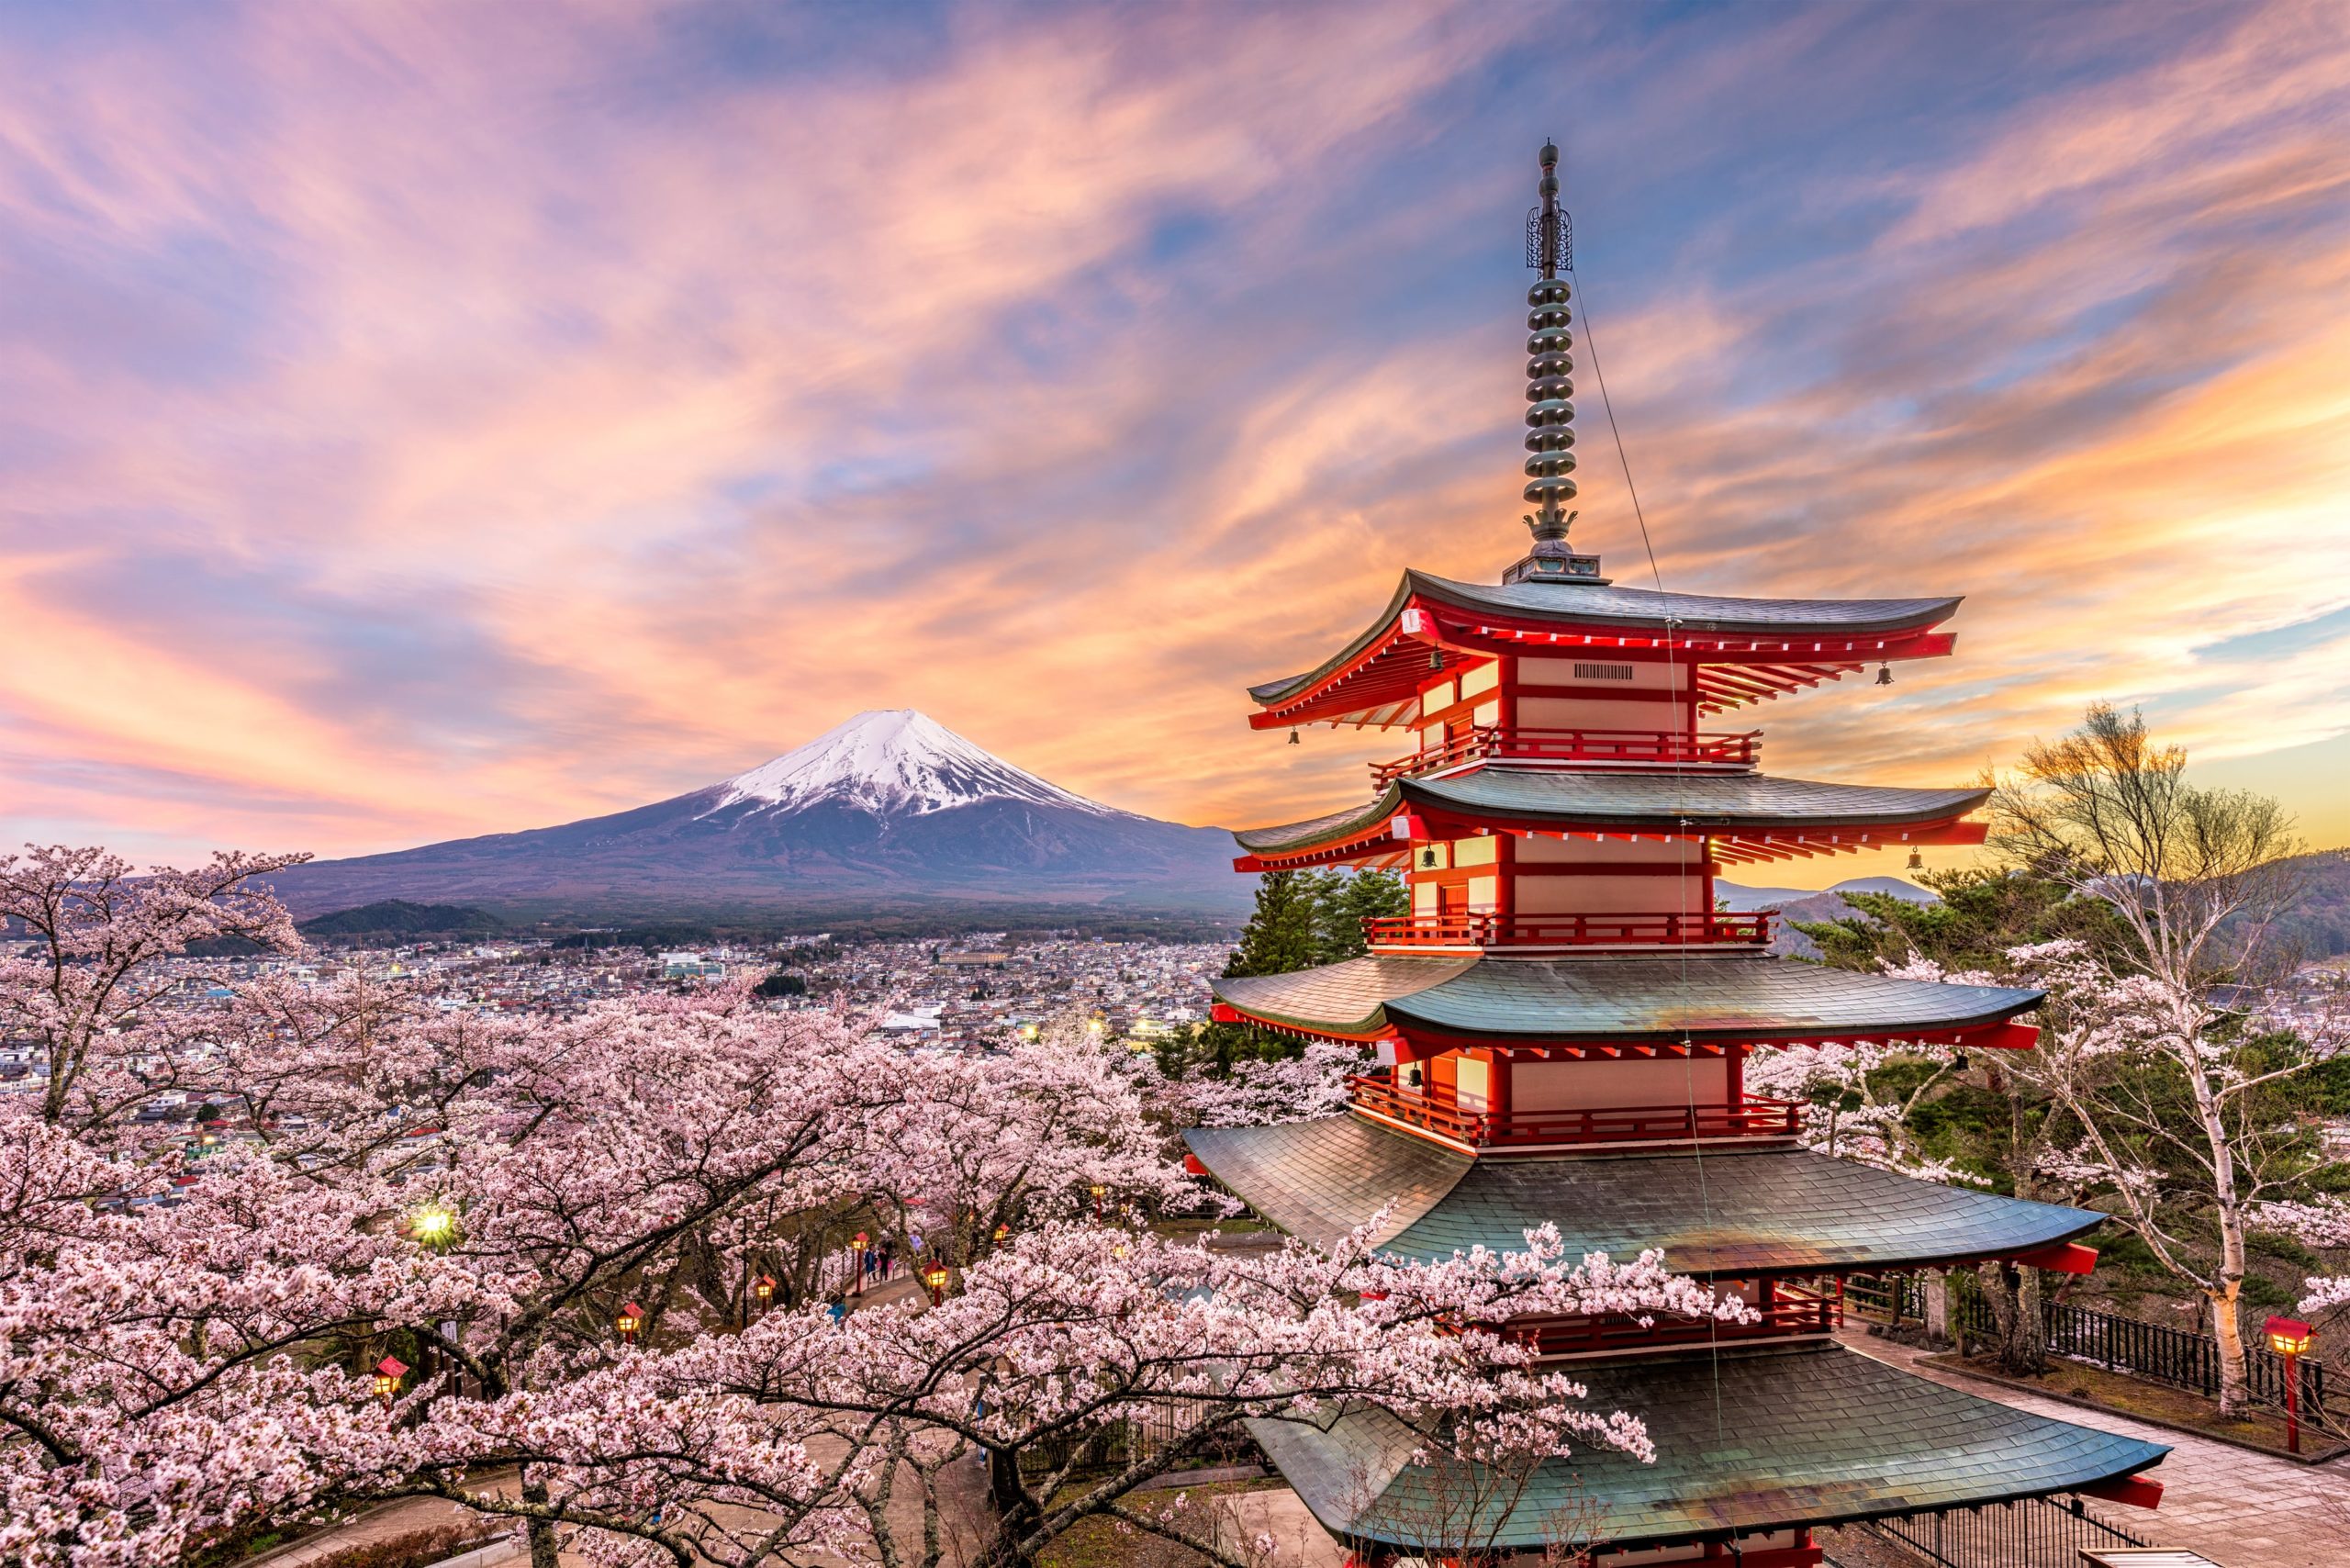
[2266,1316,2314,1454]
[616,1301,644,1344]
[373,1354,408,1406]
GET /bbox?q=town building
[1184,142,2171,1568]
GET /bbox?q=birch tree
[1992,703,2321,1413]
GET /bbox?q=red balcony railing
[1505,1286,1841,1356]
[1347,1076,1803,1148]
[1360,911,1772,951]
[1372,726,1761,784]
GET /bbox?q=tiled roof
[1183,1117,2105,1271]
[1185,1114,1472,1250]
[1213,953,2042,1042]
[1233,772,1988,853]
[1251,1341,2167,1551]
[1248,569,1963,704]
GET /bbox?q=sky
[3,0,2347,891]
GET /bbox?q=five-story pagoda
[1184,142,2170,1568]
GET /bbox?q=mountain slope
[269,711,1246,922]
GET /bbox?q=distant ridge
[269,711,1246,923]
[297,901,506,939]
[1715,876,1936,913]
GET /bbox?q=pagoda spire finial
[1505,140,1606,586]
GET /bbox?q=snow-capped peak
[702,710,1133,820]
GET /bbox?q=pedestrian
[879,1240,895,1279]
[826,1295,845,1325]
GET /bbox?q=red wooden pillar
[1483,1046,1512,1131]
[1699,832,1716,927]
[1494,824,1516,929]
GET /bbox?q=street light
[616,1301,644,1345]
[992,1222,1011,1247]
[409,1202,456,1250]
[2266,1315,2313,1454]
[923,1260,952,1306]
[373,1354,408,1406]
[850,1232,869,1296]
[1089,1182,1106,1221]
[752,1274,776,1315]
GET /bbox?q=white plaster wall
[1517,694,1680,731]
[1516,836,1692,865]
[1514,875,1696,915]
[1512,1057,1729,1111]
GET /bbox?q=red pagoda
[1184,143,2170,1567]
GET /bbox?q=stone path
[244,1497,479,1568]
[1837,1328,2350,1568]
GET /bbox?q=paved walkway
[246,1496,480,1568]
[1837,1329,2350,1568]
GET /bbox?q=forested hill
[2274,848,2350,958]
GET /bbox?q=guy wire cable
[1565,230,1729,1450]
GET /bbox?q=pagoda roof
[1248,570,1964,726]
[1212,952,2041,1045]
[1182,1116,2103,1273]
[1250,1340,2166,1552]
[1233,771,1988,865]
[1249,571,1961,706]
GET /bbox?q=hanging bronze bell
[1288,727,1301,745]
[1907,847,1925,871]
[1875,663,1894,686]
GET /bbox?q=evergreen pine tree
[1201,871,1319,1071]
[1225,870,1320,976]
[1300,867,1414,962]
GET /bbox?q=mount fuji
[268,711,1246,923]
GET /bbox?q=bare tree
[1993,702,2325,1413]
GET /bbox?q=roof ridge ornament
[1505,139,1609,588]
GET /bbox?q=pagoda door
[1438,880,1469,934]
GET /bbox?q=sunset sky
[4,0,2347,890]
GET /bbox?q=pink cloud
[0,0,2344,888]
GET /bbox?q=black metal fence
[1852,1494,2150,1567]
[1013,1397,1249,1477]
[1949,1271,2332,1419]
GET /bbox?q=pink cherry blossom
[0,846,1744,1568]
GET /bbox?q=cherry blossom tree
[1990,704,2337,1413]
[1993,933,2345,1412]
[2255,1197,2350,1318]
[1147,1036,1367,1129]
[1,846,1743,1568]
[373,1219,1736,1568]
[0,845,308,1132]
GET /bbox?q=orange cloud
[0,0,2345,891]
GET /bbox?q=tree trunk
[1976,1261,2048,1376]
[986,1447,1043,1561]
[521,1471,562,1568]
[2210,1283,2250,1417]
